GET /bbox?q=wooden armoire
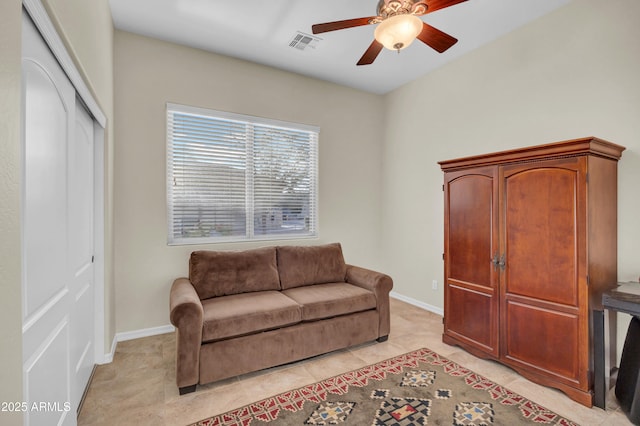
[439,137,625,407]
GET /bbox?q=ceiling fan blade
[312,17,376,34]
[357,40,384,66]
[417,22,458,53]
[424,0,468,15]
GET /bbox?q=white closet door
[22,11,95,425]
[69,99,96,412]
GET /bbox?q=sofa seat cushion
[282,282,376,321]
[201,291,301,342]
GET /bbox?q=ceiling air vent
[289,32,320,51]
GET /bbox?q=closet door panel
[22,11,98,423]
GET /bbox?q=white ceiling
[109,0,570,94]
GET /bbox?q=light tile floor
[79,298,632,425]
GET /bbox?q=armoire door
[500,156,589,390]
[22,11,96,425]
[443,166,500,357]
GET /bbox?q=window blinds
[167,104,318,244]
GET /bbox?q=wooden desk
[603,283,640,317]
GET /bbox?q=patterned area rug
[190,348,578,425]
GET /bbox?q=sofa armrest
[170,278,204,390]
[345,265,393,338]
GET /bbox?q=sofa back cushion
[277,243,347,290]
[189,247,280,299]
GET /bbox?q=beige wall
[0,2,114,423]
[381,0,640,314]
[113,0,639,334]
[0,1,25,423]
[113,31,386,332]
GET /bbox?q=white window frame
[167,103,319,245]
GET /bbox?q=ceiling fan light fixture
[374,14,423,51]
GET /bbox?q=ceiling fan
[311,0,468,65]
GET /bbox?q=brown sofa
[169,243,393,394]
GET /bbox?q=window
[167,103,319,244]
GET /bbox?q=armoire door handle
[492,253,506,271]
[498,254,506,271]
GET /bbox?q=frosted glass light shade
[374,14,423,51]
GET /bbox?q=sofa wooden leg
[377,335,388,343]
[179,385,197,395]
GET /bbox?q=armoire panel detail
[505,300,579,383]
[447,174,494,288]
[504,165,580,307]
[446,284,495,352]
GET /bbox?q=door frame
[22,0,107,365]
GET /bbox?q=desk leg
[616,316,640,423]
[594,309,606,409]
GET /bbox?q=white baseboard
[390,291,444,317]
[100,335,118,365]
[101,324,175,364]
[116,324,175,342]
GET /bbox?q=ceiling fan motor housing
[374,0,429,22]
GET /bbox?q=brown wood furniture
[439,137,625,407]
